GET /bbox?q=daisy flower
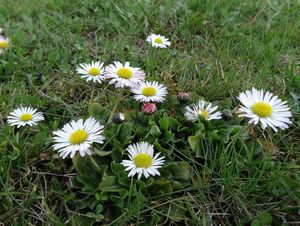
[185,100,222,122]
[52,117,104,159]
[131,81,168,103]
[237,87,292,131]
[0,36,9,54]
[104,61,145,88]
[121,141,165,179]
[7,107,44,128]
[76,61,105,83]
[146,34,171,48]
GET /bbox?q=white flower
[131,81,167,103]
[76,61,105,83]
[146,34,171,48]
[52,117,104,159]
[121,141,165,179]
[0,36,9,54]
[104,61,145,88]
[185,100,222,122]
[237,87,292,131]
[7,107,44,128]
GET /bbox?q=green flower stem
[107,88,123,123]
[90,86,96,103]
[88,155,102,173]
[128,176,134,203]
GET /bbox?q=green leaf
[258,212,272,224]
[88,103,108,121]
[168,117,179,129]
[111,162,125,175]
[118,122,133,143]
[99,176,122,192]
[165,162,191,189]
[250,219,261,226]
[150,125,161,137]
[159,117,169,131]
[208,130,220,141]
[188,133,201,152]
[111,147,123,162]
[86,212,104,221]
[94,149,112,157]
[135,126,148,138]
[188,133,203,157]
[163,130,174,142]
[147,179,173,195]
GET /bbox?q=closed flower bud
[177,92,189,104]
[142,102,157,115]
[112,113,125,124]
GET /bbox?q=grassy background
[0,0,299,225]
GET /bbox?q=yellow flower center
[117,67,133,79]
[142,87,156,96]
[69,129,88,144]
[133,153,152,168]
[199,110,209,119]
[88,67,100,76]
[0,40,9,49]
[20,113,33,121]
[252,102,272,117]
[154,37,163,44]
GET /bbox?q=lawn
[0,0,299,225]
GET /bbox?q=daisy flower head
[76,61,105,83]
[131,81,168,103]
[7,107,44,128]
[105,61,145,88]
[146,34,171,48]
[237,87,292,131]
[121,141,165,179]
[0,35,9,55]
[52,117,104,159]
[185,100,222,122]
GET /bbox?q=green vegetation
[0,0,299,225]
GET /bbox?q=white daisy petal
[76,61,105,84]
[52,117,104,158]
[121,141,165,179]
[104,61,145,88]
[146,34,171,48]
[0,35,9,55]
[131,81,168,103]
[184,100,222,122]
[237,87,292,131]
[7,107,44,127]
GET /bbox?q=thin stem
[128,176,134,204]
[90,86,96,103]
[89,155,102,173]
[107,88,123,123]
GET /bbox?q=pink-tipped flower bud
[177,92,189,104]
[142,102,157,115]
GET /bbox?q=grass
[0,0,300,225]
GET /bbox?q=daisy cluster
[4,29,293,180]
[76,60,167,103]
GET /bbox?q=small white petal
[52,117,105,158]
[121,141,165,179]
